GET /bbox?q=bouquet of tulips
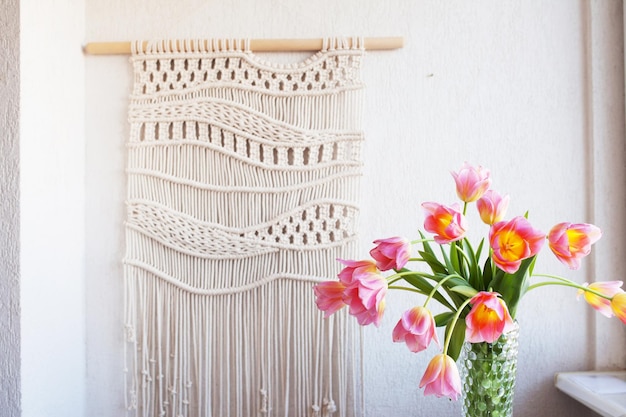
[314,162,626,400]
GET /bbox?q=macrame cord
[124,37,365,417]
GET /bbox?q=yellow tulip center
[565,229,584,249]
[498,230,525,261]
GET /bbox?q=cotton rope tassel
[124,38,365,417]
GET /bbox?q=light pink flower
[451,162,492,203]
[313,280,347,318]
[465,292,515,343]
[611,292,626,325]
[338,259,387,327]
[548,222,602,270]
[392,306,440,353]
[422,202,468,244]
[337,259,378,285]
[370,237,411,271]
[419,354,462,400]
[476,190,510,225]
[489,216,545,274]
[578,281,624,318]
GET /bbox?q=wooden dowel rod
[83,37,404,55]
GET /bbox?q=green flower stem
[531,273,574,283]
[388,285,426,295]
[490,248,496,280]
[443,297,473,355]
[386,270,433,286]
[527,276,612,300]
[411,238,433,245]
[454,243,473,268]
[423,274,462,307]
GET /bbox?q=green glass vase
[460,323,520,417]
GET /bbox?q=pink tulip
[489,216,545,273]
[392,306,440,353]
[370,237,411,271]
[578,281,624,318]
[476,190,510,225]
[342,276,387,327]
[548,222,602,270]
[611,292,626,325]
[313,280,347,318]
[422,202,468,244]
[451,162,492,203]
[338,259,387,327]
[465,292,515,343]
[337,259,378,285]
[419,354,462,400]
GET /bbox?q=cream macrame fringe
[124,38,365,417]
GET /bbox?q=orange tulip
[465,292,515,343]
[548,222,602,270]
[422,202,467,244]
[489,216,545,273]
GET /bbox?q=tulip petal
[393,306,440,352]
[370,237,411,271]
[548,223,602,270]
[422,202,467,244]
[465,292,514,344]
[313,280,347,317]
[579,281,623,317]
[490,217,545,274]
[611,292,626,325]
[419,354,461,400]
[451,162,492,203]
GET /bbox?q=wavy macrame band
[124,37,364,417]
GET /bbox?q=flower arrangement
[314,162,626,401]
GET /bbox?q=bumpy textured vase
[460,324,520,417]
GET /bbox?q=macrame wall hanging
[123,38,366,417]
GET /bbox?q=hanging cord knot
[124,324,136,342]
[322,398,337,416]
[259,389,269,415]
[127,390,138,410]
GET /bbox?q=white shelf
[555,371,626,417]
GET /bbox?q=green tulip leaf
[446,318,467,361]
[400,271,455,311]
[450,285,479,298]
[434,311,455,327]
[491,256,536,318]
[417,250,448,275]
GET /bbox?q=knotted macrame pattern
[124,38,365,417]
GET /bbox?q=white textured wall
[81,1,625,417]
[20,0,86,416]
[1,1,21,416]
